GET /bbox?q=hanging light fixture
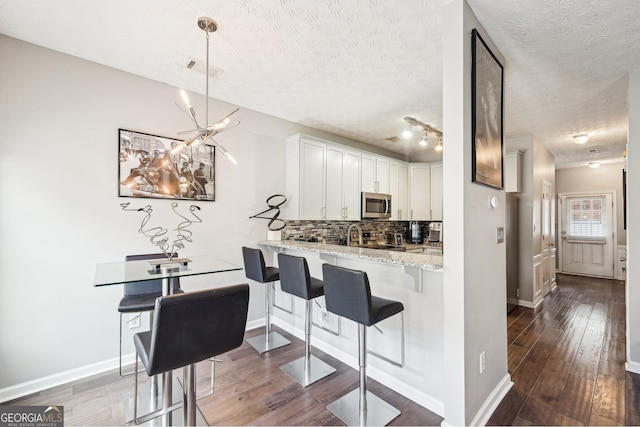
[402,123,413,139]
[172,17,239,165]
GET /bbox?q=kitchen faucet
[347,224,363,247]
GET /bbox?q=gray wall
[0,35,382,393]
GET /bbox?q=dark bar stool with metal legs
[322,263,404,427]
[242,246,291,353]
[277,253,337,386]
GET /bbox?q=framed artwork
[471,28,504,189]
[118,129,215,201]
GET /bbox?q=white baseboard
[0,322,265,403]
[0,356,125,404]
[271,317,445,416]
[468,374,513,427]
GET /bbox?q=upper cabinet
[408,163,443,221]
[389,160,408,220]
[326,145,361,220]
[285,134,441,222]
[285,135,326,220]
[361,154,390,194]
[285,134,361,221]
[430,163,443,221]
[504,149,524,193]
[409,163,431,220]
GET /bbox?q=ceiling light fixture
[172,17,240,165]
[588,161,600,168]
[403,117,443,149]
[573,133,589,144]
[419,131,428,147]
[402,124,413,139]
[435,136,443,152]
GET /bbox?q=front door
[542,181,553,295]
[560,193,615,278]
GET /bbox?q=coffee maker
[409,221,423,244]
[427,222,443,242]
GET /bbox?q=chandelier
[171,17,239,164]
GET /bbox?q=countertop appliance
[427,222,443,242]
[409,221,423,244]
[361,192,392,219]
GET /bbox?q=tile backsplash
[280,220,410,245]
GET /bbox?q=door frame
[557,190,617,278]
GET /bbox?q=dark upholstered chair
[277,253,336,386]
[242,246,290,353]
[322,263,404,426]
[133,284,249,425]
[118,253,182,376]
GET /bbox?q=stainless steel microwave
[361,192,392,219]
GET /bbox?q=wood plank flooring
[5,273,640,425]
[489,273,640,426]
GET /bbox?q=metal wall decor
[249,194,287,231]
[119,129,215,201]
[471,28,504,190]
[120,202,203,260]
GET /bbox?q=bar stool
[242,246,291,353]
[322,263,404,427]
[277,253,337,386]
[132,284,249,426]
[118,253,183,376]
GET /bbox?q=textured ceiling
[0,0,638,167]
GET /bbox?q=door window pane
[567,196,605,238]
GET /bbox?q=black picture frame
[118,128,215,201]
[471,28,504,190]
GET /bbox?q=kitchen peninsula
[257,240,445,415]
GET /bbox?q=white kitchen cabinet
[327,145,361,220]
[430,163,443,221]
[361,154,390,194]
[389,160,408,220]
[409,163,431,220]
[341,149,361,220]
[284,135,326,220]
[285,134,360,221]
[504,149,524,193]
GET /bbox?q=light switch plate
[496,227,504,243]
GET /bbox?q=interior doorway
[559,192,615,278]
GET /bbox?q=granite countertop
[257,240,443,270]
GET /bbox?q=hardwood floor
[3,325,442,426]
[5,273,640,425]
[489,273,640,426]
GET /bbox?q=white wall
[627,68,640,371]
[556,162,626,246]
[0,35,391,394]
[442,1,510,425]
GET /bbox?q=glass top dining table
[94,254,242,287]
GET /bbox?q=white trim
[626,360,640,375]
[0,322,265,403]
[271,317,445,416]
[0,357,124,404]
[469,374,513,427]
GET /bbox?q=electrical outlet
[496,227,504,243]
[479,350,486,373]
[128,313,141,329]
